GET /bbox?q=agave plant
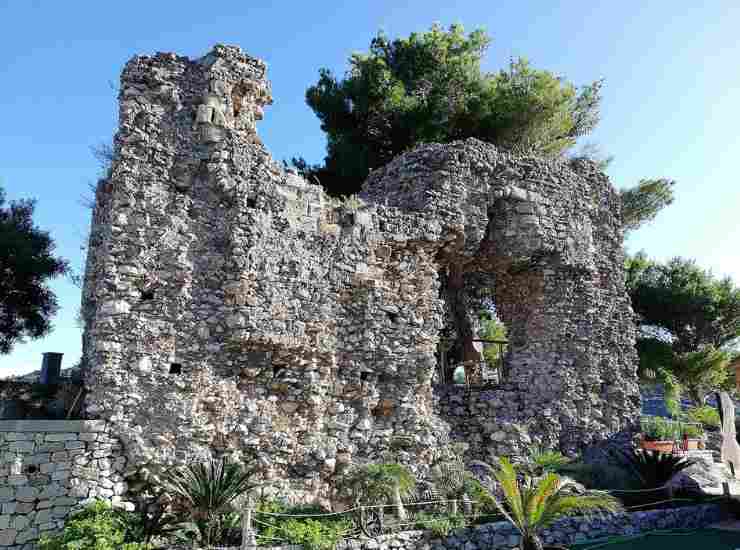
[493,457,622,550]
[617,448,694,489]
[162,457,258,546]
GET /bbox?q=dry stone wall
[0,420,130,549]
[81,45,639,499]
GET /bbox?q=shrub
[640,416,678,441]
[271,518,350,550]
[255,500,350,550]
[682,424,703,438]
[413,512,466,537]
[38,501,150,550]
[617,449,694,489]
[685,405,720,429]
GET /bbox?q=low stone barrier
[232,503,725,550]
[0,420,130,549]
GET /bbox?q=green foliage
[0,184,68,354]
[413,512,467,537]
[255,500,350,550]
[640,416,679,441]
[527,448,571,475]
[620,178,675,233]
[617,449,694,489]
[338,462,416,504]
[671,347,733,404]
[480,315,508,373]
[161,457,258,546]
[38,501,150,550]
[626,254,740,354]
[302,23,603,196]
[640,416,704,441]
[656,367,682,417]
[685,405,721,428]
[627,253,740,404]
[492,457,621,550]
[267,518,349,550]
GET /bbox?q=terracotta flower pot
[639,439,701,453]
[640,440,675,453]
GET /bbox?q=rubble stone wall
[81,44,639,499]
[0,420,129,549]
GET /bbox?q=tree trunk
[443,264,480,383]
[392,485,407,520]
[520,533,544,550]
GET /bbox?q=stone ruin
[81,45,640,499]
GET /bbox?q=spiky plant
[617,449,694,489]
[493,457,622,550]
[162,457,258,545]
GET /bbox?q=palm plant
[526,448,572,476]
[493,457,622,550]
[428,457,496,516]
[338,463,416,519]
[162,457,258,546]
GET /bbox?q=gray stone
[78,44,639,495]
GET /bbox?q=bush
[39,501,150,550]
[640,416,678,441]
[270,518,350,550]
[413,512,466,537]
[255,500,350,550]
[685,405,721,429]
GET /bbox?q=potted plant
[639,417,703,453]
[680,424,703,450]
[639,417,677,453]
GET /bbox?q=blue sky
[1,2,739,376]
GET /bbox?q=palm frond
[494,457,525,526]
[526,472,560,526]
[539,490,621,528]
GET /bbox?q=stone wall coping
[0,419,107,433]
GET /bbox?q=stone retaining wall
[342,503,726,550]
[0,420,130,549]
[167,503,726,550]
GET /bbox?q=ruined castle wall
[82,45,639,498]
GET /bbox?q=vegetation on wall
[297,23,604,196]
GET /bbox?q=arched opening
[437,266,510,387]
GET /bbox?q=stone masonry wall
[81,44,639,499]
[0,421,129,549]
[344,503,726,550]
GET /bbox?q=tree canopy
[626,253,740,354]
[626,253,740,403]
[0,184,67,354]
[302,23,604,196]
[620,178,676,234]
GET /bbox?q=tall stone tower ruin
[82,45,639,499]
